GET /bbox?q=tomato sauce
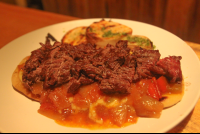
[37,78,183,129]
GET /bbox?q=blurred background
[1,0,200,44]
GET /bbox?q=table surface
[0,2,200,133]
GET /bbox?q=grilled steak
[22,40,182,94]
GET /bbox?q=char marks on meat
[134,48,161,80]
[156,56,182,83]
[22,40,183,94]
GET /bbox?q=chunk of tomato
[147,77,161,101]
[48,87,71,110]
[156,76,168,93]
[78,83,101,103]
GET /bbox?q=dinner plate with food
[0,18,200,133]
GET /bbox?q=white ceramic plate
[0,18,200,133]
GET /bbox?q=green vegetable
[102,30,121,37]
[89,27,93,32]
[121,32,127,36]
[101,27,105,31]
[153,45,156,49]
[127,36,151,46]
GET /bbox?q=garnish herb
[101,27,105,31]
[121,32,127,36]
[127,36,150,46]
[89,27,93,32]
[102,30,121,37]
[153,45,156,49]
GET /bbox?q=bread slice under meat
[86,19,132,48]
[160,91,184,108]
[61,26,87,46]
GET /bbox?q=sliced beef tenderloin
[22,41,53,89]
[124,54,137,68]
[156,56,182,83]
[23,42,52,73]
[97,41,130,70]
[78,74,94,85]
[149,65,166,76]
[67,78,81,95]
[100,77,131,94]
[81,64,102,79]
[22,38,183,96]
[134,48,161,79]
[43,55,74,89]
[73,43,97,61]
[99,66,135,94]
